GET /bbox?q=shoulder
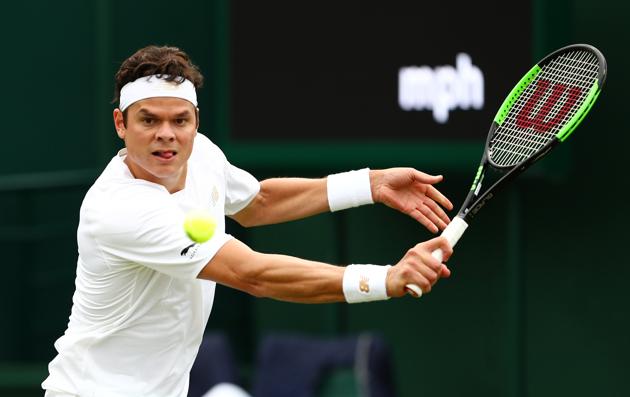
[193,132,227,161]
[189,132,231,178]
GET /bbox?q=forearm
[198,237,449,303]
[245,254,345,303]
[231,177,330,227]
[198,239,346,303]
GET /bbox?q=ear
[113,108,126,139]
[195,107,200,130]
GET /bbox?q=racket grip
[405,216,469,298]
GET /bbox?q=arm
[230,168,453,231]
[229,177,328,227]
[197,236,453,303]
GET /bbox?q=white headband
[118,74,197,111]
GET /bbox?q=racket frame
[458,43,606,224]
[405,44,607,298]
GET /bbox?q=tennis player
[42,45,454,397]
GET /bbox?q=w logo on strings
[516,79,582,133]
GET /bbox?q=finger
[440,241,454,262]
[418,201,450,231]
[410,209,439,234]
[425,185,454,211]
[412,170,443,184]
[408,244,443,272]
[411,275,432,294]
[401,265,432,295]
[418,264,440,285]
[432,234,454,261]
[422,236,452,257]
[421,195,452,224]
[440,264,451,278]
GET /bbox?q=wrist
[369,169,384,204]
[327,168,374,212]
[342,264,391,303]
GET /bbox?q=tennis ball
[183,210,217,243]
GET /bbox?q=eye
[141,117,155,125]
[175,118,188,126]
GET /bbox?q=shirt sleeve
[87,186,231,280]
[224,160,260,216]
[193,133,260,216]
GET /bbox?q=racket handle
[405,216,469,298]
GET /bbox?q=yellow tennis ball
[183,210,217,243]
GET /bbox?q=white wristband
[343,264,391,303]
[327,168,374,212]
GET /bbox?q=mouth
[152,150,177,160]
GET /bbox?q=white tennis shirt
[42,133,260,396]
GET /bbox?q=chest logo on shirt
[211,186,220,207]
[180,243,200,259]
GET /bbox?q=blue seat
[251,334,396,397]
[189,333,240,397]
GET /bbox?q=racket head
[486,44,607,169]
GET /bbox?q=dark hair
[112,45,204,104]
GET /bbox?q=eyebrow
[173,110,194,118]
[136,109,157,118]
[135,108,194,118]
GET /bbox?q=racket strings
[492,50,596,165]
[490,50,599,167]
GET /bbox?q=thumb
[423,236,452,255]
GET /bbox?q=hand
[386,236,453,297]
[370,168,453,233]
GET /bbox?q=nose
[155,123,176,142]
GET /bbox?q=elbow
[199,238,270,297]
[237,269,267,298]
[231,252,269,298]
[231,193,268,228]
[244,285,266,298]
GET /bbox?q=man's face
[113,97,198,192]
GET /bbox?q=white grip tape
[327,168,374,212]
[405,217,469,298]
[440,216,469,248]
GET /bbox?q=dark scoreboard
[230,2,532,145]
[230,1,532,142]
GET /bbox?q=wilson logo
[516,79,582,133]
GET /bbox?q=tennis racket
[406,43,607,297]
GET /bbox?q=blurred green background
[0,0,627,396]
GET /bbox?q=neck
[124,158,187,194]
